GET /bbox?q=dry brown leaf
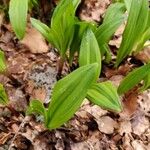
[31,86,47,102]
[7,88,27,111]
[86,105,107,120]
[7,54,30,74]
[0,12,4,29]
[79,0,110,22]
[96,116,117,134]
[21,27,49,54]
[135,46,150,63]
[119,121,132,136]
[0,133,12,145]
[131,140,146,150]
[122,134,133,150]
[131,114,149,136]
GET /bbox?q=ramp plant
[116,0,150,67]
[27,28,122,130]
[9,0,39,39]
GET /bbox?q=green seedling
[116,0,150,67]
[95,2,126,58]
[9,0,39,39]
[27,63,99,129]
[31,0,81,74]
[118,63,150,95]
[27,27,122,129]
[69,21,97,64]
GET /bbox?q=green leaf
[123,0,131,12]
[118,63,150,95]
[32,1,76,57]
[95,2,126,46]
[30,18,51,41]
[9,0,28,39]
[140,72,150,91]
[134,27,150,53]
[79,29,101,78]
[47,63,98,129]
[87,81,122,112]
[116,0,149,67]
[0,50,7,73]
[0,84,8,105]
[70,21,96,63]
[51,2,75,56]
[27,100,48,124]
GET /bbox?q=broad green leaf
[79,29,101,78]
[72,0,81,11]
[134,27,150,53]
[30,18,51,42]
[51,0,80,24]
[27,100,48,125]
[87,81,122,112]
[0,84,8,105]
[116,0,149,67]
[123,0,131,12]
[70,21,96,63]
[9,0,28,39]
[51,2,75,56]
[118,63,150,95]
[47,63,98,129]
[140,72,150,91]
[95,2,126,46]
[0,50,7,73]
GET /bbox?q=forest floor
[0,0,150,150]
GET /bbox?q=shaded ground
[0,0,150,149]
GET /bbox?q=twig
[8,116,30,150]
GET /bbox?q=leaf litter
[0,0,150,150]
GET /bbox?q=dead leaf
[7,88,27,111]
[96,116,117,134]
[135,46,150,63]
[119,121,132,136]
[0,133,12,145]
[0,12,4,29]
[31,86,47,102]
[131,140,146,150]
[79,0,111,22]
[131,114,149,136]
[21,27,49,54]
[86,105,107,120]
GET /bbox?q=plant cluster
[0,0,150,130]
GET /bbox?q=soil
[0,0,150,150]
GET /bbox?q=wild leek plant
[27,28,122,130]
[116,0,150,67]
[118,63,150,95]
[31,0,81,75]
[9,0,39,39]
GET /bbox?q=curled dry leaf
[135,46,150,63]
[21,27,49,54]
